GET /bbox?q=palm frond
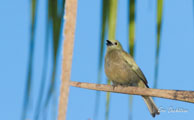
[94,0,109,119]
[105,0,118,120]
[154,0,163,89]
[108,0,117,40]
[34,4,50,119]
[21,0,37,119]
[44,0,65,109]
[129,0,135,57]
[128,0,135,119]
[105,80,111,120]
[31,0,66,119]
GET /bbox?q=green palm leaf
[105,80,111,120]
[106,0,118,120]
[21,0,37,119]
[34,1,50,119]
[44,0,66,109]
[94,0,109,119]
[154,0,163,89]
[108,0,117,40]
[129,0,135,57]
[21,0,66,119]
[128,0,135,119]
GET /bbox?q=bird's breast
[105,50,138,85]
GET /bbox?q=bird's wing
[122,51,149,88]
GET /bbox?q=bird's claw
[112,84,118,90]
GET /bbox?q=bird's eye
[115,42,117,45]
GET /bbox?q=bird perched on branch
[104,39,160,117]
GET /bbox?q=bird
[104,39,160,117]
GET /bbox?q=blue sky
[1,0,194,120]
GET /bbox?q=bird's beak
[106,40,113,46]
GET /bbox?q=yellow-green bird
[105,39,160,117]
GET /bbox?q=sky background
[1,0,194,120]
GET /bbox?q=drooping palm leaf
[44,0,66,108]
[34,1,50,119]
[108,0,117,40]
[31,0,65,119]
[21,0,37,119]
[129,0,135,57]
[105,80,111,120]
[106,0,118,120]
[94,0,109,119]
[128,0,135,119]
[154,0,163,89]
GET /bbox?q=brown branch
[57,0,77,120]
[70,81,194,103]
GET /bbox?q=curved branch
[70,81,194,103]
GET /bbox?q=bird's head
[106,40,123,51]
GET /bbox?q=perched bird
[104,39,160,117]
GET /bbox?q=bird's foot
[112,84,118,90]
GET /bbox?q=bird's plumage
[105,40,159,117]
[122,51,149,88]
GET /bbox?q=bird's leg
[112,81,119,90]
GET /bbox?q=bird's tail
[142,96,160,117]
